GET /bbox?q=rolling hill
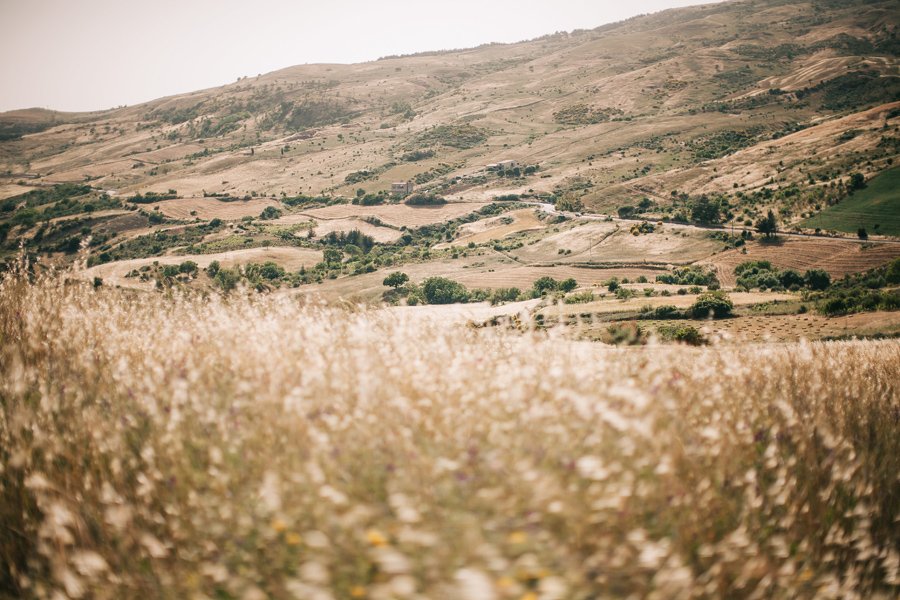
[0,0,898,303]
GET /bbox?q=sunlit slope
[0,0,896,213]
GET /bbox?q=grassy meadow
[803,168,900,237]
[1,266,899,599]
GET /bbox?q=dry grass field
[1,270,898,598]
[0,183,37,200]
[689,311,900,343]
[303,252,663,302]
[300,202,489,229]
[505,221,725,266]
[540,291,795,317]
[306,218,403,244]
[1,1,899,595]
[446,208,545,247]
[453,264,661,292]
[149,197,282,221]
[83,247,323,288]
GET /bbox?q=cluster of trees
[382,273,579,306]
[130,190,178,204]
[656,323,706,346]
[656,266,719,287]
[755,210,778,238]
[635,291,735,321]
[617,198,656,219]
[320,229,376,254]
[160,261,199,278]
[124,261,200,286]
[735,261,830,291]
[259,206,282,220]
[281,194,334,208]
[531,276,577,296]
[810,258,900,316]
[404,193,447,206]
[352,190,387,206]
[689,290,734,319]
[206,260,287,291]
[554,194,584,213]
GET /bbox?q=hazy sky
[1,0,725,113]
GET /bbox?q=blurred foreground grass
[1,268,898,599]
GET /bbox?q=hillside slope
[0,0,898,301]
[2,0,897,202]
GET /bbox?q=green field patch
[802,167,900,237]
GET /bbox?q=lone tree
[383,272,409,289]
[755,210,778,238]
[849,172,866,191]
[857,227,868,240]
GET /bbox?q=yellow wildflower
[285,532,302,546]
[366,529,389,547]
[271,518,287,533]
[507,531,528,545]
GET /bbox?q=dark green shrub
[657,324,706,346]
[404,193,446,206]
[533,276,560,295]
[652,305,682,319]
[690,290,734,319]
[656,266,719,287]
[178,261,199,275]
[886,258,900,284]
[260,206,283,220]
[422,277,469,304]
[215,268,241,291]
[490,288,521,305]
[558,278,577,293]
[804,269,831,290]
[246,261,285,281]
[778,270,804,288]
[605,322,646,346]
